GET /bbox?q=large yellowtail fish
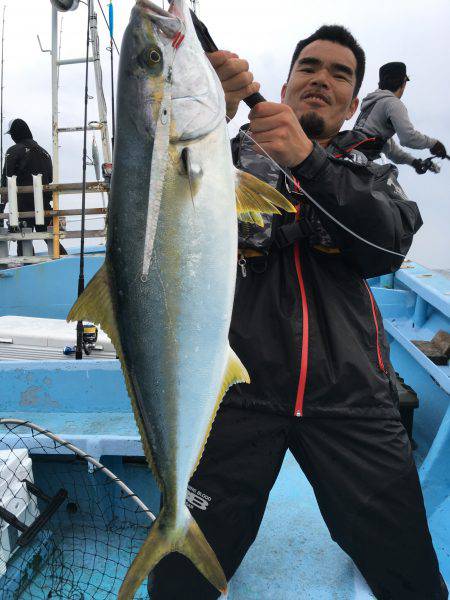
[68,0,295,596]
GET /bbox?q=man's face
[282,40,359,141]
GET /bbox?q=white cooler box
[0,449,39,576]
[0,315,116,360]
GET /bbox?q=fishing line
[75,0,93,360]
[108,1,115,151]
[97,0,119,54]
[236,124,406,259]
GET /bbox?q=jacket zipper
[293,204,309,416]
[363,281,387,374]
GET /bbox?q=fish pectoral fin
[181,146,203,183]
[118,507,227,599]
[238,210,265,228]
[66,263,120,350]
[235,168,296,227]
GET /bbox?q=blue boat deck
[227,451,374,599]
[0,255,449,598]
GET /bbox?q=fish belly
[113,124,237,511]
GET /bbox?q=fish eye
[149,49,161,63]
[138,45,163,70]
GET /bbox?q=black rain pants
[149,405,448,600]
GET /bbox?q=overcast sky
[3,0,449,268]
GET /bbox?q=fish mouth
[136,0,172,18]
[136,0,185,36]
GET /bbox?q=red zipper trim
[363,281,386,373]
[333,137,377,158]
[293,241,309,416]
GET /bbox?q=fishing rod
[0,5,6,169]
[97,0,119,54]
[76,0,92,360]
[108,1,115,152]
[189,9,265,110]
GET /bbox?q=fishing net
[0,419,155,600]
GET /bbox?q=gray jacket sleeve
[382,138,416,166]
[386,98,436,149]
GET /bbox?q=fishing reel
[82,323,98,354]
[50,0,79,12]
[416,153,450,174]
[63,322,98,356]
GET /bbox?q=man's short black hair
[287,25,365,97]
[378,77,406,93]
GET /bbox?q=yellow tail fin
[118,507,227,599]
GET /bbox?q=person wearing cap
[353,62,447,173]
[0,118,66,255]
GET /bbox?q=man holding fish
[148,17,448,600]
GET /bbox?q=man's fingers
[249,112,292,134]
[249,102,291,119]
[222,70,254,93]
[250,130,287,145]
[215,57,250,84]
[226,83,261,105]
[207,50,238,69]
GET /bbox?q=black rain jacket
[1,139,53,214]
[224,128,422,419]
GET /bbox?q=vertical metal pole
[51,7,61,259]
[0,6,6,170]
[90,1,111,164]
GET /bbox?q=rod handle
[244,91,266,109]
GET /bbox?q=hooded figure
[353,62,446,172]
[7,118,33,144]
[1,118,66,255]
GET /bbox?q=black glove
[430,141,447,158]
[412,159,426,174]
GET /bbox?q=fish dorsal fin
[235,168,296,226]
[191,346,250,477]
[66,264,164,488]
[67,264,119,349]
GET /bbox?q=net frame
[0,418,156,599]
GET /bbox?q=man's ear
[346,96,359,120]
[281,83,287,102]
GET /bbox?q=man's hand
[249,102,314,168]
[430,140,447,159]
[207,51,260,120]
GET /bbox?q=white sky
[3,0,450,268]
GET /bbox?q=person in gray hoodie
[353,62,446,173]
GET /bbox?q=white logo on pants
[186,485,211,511]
